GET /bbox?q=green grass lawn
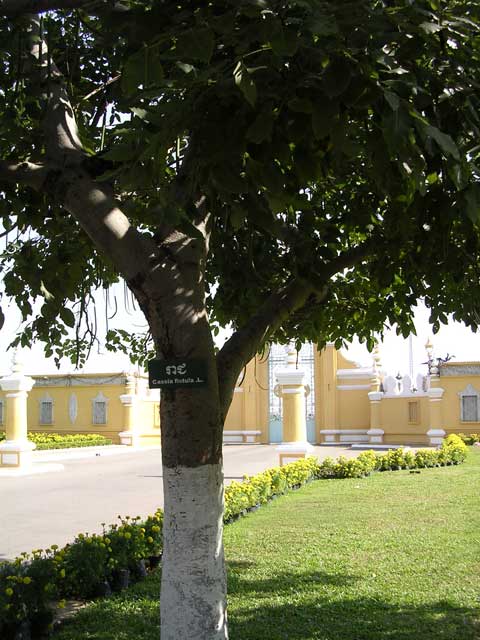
[53,449,480,640]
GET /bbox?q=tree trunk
[130,222,230,638]
[160,386,228,640]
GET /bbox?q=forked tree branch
[0,160,49,189]
[216,238,376,419]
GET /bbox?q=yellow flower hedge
[457,432,480,445]
[0,432,112,450]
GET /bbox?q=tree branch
[0,158,159,289]
[216,238,377,419]
[0,160,49,189]
[26,15,85,164]
[58,168,159,286]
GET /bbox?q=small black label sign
[148,359,208,389]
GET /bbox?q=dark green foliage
[0,2,480,360]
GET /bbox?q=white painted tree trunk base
[161,463,228,639]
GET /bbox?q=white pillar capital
[275,369,306,386]
[0,374,34,394]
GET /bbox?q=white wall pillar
[0,352,35,468]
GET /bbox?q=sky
[2,283,480,379]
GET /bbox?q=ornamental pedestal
[275,346,313,466]
[0,354,35,468]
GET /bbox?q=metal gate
[268,343,316,443]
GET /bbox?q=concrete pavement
[0,444,358,560]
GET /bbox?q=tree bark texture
[161,446,227,639]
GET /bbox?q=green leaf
[312,100,337,138]
[60,308,76,328]
[234,62,257,107]
[122,47,164,95]
[384,90,400,111]
[176,62,195,74]
[420,22,442,34]
[40,281,54,301]
[102,143,137,162]
[288,97,313,114]
[131,108,148,120]
[308,13,338,36]
[270,27,298,57]
[122,49,145,95]
[246,111,274,144]
[322,58,351,98]
[465,184,480,223]
[425,125,460,160]
[176,27,215,63]
[211,165,246,194]
[230,203,245,230]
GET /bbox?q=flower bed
[0,432,112,450]
[457,432,480,446]
[0,435,467,638]
[0,511,163,639]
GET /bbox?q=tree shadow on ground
[227,566,480,640]
[51,567,479,640]
[227,561,358,593]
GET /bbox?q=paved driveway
[0,444,357,560]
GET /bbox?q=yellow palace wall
[0,372,160,445]
[436,364,480,436]
[1,351,478,448]
[379,397,430,445]
[223,348,480,446]
[224,355,269,443]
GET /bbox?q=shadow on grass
[52,567,479,640]
[227,562,358,593]
[228,597,479,640]
[227,567,479,640]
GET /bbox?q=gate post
[275,344,314,465]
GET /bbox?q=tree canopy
[0,0,479,369]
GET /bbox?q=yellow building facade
[224,344,480,447]
[0,344,478,456]
[0,371,161,450]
